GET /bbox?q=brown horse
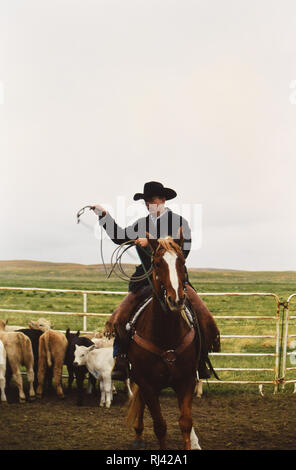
[126,231,201,450]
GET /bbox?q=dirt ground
[1,383,296,451]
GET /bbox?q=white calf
[90,337,133,398]
[0,339,7,403]
[74,345,115,408]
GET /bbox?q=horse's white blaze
[163,251,179,302]
[190,427,201,450]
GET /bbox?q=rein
[136,244,168,313]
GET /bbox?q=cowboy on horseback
[92,181,220,379]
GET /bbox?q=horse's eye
[155,262,160,268]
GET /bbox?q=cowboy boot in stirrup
[106,286,152,379]
[185,284,220,352]
[185,284,221,379]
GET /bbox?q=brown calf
[28,318,52,332]
[82,331,114,348]
[36,330,67,398]
[0,319,35,402]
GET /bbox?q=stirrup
[112,355,129,381]
[198,361,211,380]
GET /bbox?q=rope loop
[107,241,154,282]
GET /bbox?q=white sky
[1,0,296,270]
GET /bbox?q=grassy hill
[0,259,295,298]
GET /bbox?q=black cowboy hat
[133,181,177,201]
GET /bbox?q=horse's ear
[146,232,158,253]
[76,330,80,337]
[66,328,70,340]
[174,226,184,248]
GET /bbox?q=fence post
[83,293,87,331]
[273,299,281,394]
[277,301,289,391]
[281,300,291,391]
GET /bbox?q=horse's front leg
[175,381,201,450]
[139,383,167,450]
[133,388,145,448]
[126,384,146,448]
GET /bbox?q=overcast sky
[1,0,296,270]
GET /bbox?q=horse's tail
[126,383,142,427]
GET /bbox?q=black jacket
[99,208,191,292]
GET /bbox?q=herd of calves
[0,318,132,409]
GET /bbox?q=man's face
[144,196,166,214]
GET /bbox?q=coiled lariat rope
[107,240,154,282]
[76,205,154,283]
[77,205,109,277]
[108,241,169,313]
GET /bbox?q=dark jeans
[128,265,151,293]
[113,336,121,357]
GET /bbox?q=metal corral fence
[196,292,281,395]
[281,294,296,392]
[0,286,294,394]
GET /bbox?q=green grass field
[1,260,296,394]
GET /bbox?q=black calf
[65,329,96,406]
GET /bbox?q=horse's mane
[157,237,183,256]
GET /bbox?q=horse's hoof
[19,398,26,404]
[132,440,146,449]
[36,393,42,399]
[28,395,36,402]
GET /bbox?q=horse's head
[147,229,186,312]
